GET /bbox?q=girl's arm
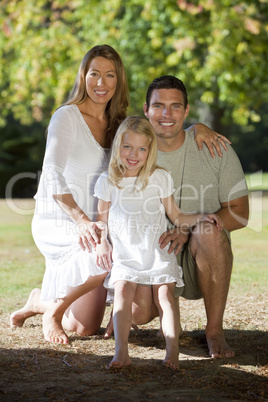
[95,199,113,271]
[188,123,231,158]
[161,195,223,231]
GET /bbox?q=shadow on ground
[0,326,267,401]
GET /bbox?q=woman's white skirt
[32,210,106,301]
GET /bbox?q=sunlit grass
[245,171,268,191]
[0,195,267,313]
[0,200,44,311]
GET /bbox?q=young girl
[94,116,223,370]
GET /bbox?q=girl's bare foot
[206,333,235,358]
[10,288,44,328]
[163,358,179,371]
[163,342,179,371]
[42,311,69,344]
[107,353,132,369]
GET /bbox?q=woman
[10,45,229,344]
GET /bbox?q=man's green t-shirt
[157,130,248,217]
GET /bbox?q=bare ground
[0,295,267,402]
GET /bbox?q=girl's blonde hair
[63,44,129,141]
[108,116,158,190]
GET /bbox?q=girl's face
[85,57,117,105]
[120,130,150,177]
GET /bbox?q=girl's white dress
[94,170,184,291]
[32,105,109,301]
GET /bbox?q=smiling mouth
[159,122,175,127]
[95,90,108,96]
[127,159,139,166]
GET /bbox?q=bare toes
[163,359,179,371]
[207,334,235,358]
[43,313,68,344]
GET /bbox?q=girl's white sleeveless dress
[32,105,109,301]
[94,169,184,292]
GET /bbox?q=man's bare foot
[43,311,68,344]
[162,358,179,371]
[107,353,132,369]
[207,333,235,358]
[10,288,43,328]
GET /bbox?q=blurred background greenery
[1,0,268,197]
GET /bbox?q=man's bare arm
[217,195,249,233]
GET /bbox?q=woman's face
[85,56,117,105]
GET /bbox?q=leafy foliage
[0,0,267,197]
[1,0,267,126]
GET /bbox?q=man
[134,75,249,358]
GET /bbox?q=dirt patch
[0,295,267,401]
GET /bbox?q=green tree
[0,0,267,197]
[1,0,267,127]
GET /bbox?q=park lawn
[230,191,268,294]
[0,194,267,313]
[0,198,267,402]
[245,171,268,191]
[0,200,44,311]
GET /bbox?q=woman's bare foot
[107,353,132,369]
[10,288,45,328]
[206,333,235,358]
[162,358,179,371]
[42,311,69,344]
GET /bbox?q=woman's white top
[94,169,184,290]
[32,105,109,301]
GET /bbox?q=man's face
[144,88,189,140]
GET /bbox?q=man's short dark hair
[146,75,188,109]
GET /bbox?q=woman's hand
[96,238,113,271]
[77,220,107,252]
[192,123,231,158]
[201,214,223,230]
[52,194,107,251]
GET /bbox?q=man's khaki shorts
[175,228,231,300]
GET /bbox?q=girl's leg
[156,297,182,338]
[103,284,158,339]
[153,283,180,370]
[109,281,137,368]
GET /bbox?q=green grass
[245,171,268,191]
[0,196,267,313]
[0,200,44,311]
[228,191,268,294]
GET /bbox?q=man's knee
[132,306,150,325]
[190,222,231,255]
